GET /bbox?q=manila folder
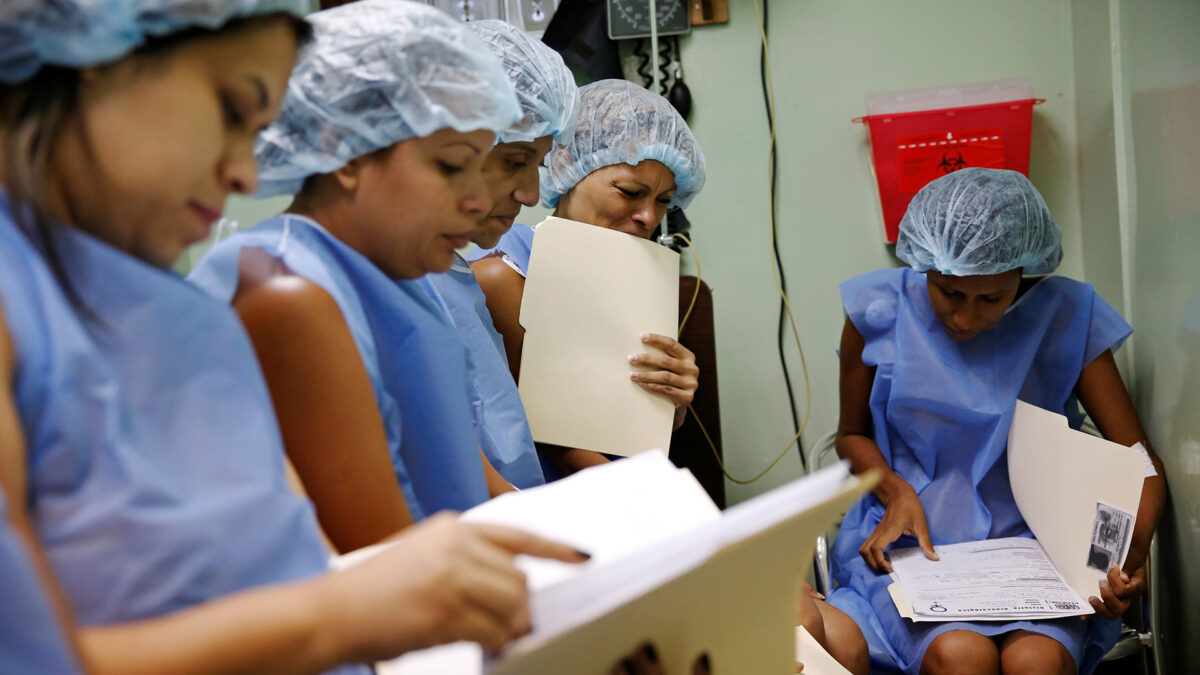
[517,217,679,457]
[1007,400,1146,600]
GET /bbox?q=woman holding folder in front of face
[829,169,1165,675]
[470,79,706,479]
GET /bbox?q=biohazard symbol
[938,151,968,174]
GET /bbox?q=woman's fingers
[859,530,893,572]
[1111,564,1145,600]
[634,383,691,407]
[629,351,697,377]
[630,369,693,389]
[1088,593,1120,621]
[473,523,590,563]
[913,521,939,562]
[642,333,694,358]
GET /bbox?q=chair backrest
[668,276,726,509]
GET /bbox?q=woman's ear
[333,158,361,193]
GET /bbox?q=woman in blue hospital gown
[189,1,529,551]
[418,19,580,490]
[0,1,583,670]
[828,168,1166,675]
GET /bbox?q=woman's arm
[0,313,93,672]
[836,317,937,571]
[471,256,527,380]
[480,449,517,496]
[233,250,412,553]
[77,514,586,675]
[1074,348,1166,619]
[2,291,591,675]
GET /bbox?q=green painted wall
[671,0,1089,502]
[189,1,1098,504]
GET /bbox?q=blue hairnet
[254,0,522,198]
[896,168,1063,276]
[466,20,579,146]
[540,79,706,210]
[0,0,307,86]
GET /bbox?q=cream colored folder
[1006,400,1146,599]
[486,465,874,674]
[517,217,679,456]
[366,454,874,674]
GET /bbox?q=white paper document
[795,626,852,675]
[517,217,680,457]
[889,538,1091,622]
[887,401,1149,622]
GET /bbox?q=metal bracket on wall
[691,0,728,26]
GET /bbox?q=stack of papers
[888,538,1090,622]
[887,401,1148,622]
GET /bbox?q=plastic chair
[806,430,840,596]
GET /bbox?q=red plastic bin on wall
[856,78,1044,242]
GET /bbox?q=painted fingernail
[574,548,592,560]
[628,354,639,363]
[630,372,640,380]
[699,653,712,669]
[622,658,635,671]
[644,643,659,662]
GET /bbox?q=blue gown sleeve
[840,268,904,368]
[1083,287,1133,366]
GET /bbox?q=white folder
[370,452,874,674]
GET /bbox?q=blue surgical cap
[540,79,706,210]
[254,0,522,198]
[896,168,1063,276]
[0,0,307,86]
[466,20,579,146]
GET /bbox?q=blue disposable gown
[0,491,82,673]
[420,254,545,488]
[0,194,364,674]
[191,215,490,519]
[827,267,1131,674]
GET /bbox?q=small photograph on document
[1086,501,1134,572]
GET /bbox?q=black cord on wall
[759,0,806,469]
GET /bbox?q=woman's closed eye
[220,93,247,130]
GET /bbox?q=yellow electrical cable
[672,0,813,486]
[672,228,810,485]
[673,232,702,333]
